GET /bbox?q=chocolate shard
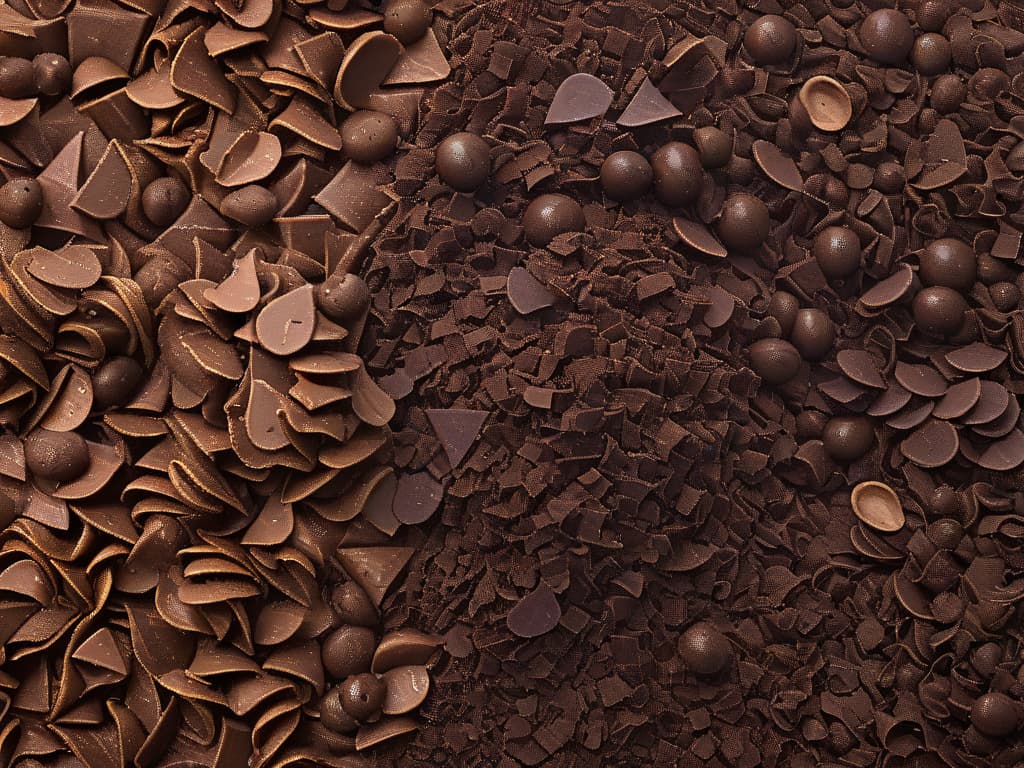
[507,584,561,638]
[383,28,450,85]
[392,472,443,525]
[336,547,415,606]
[617,77,682,127]
[545,73,613,125]
[507,267,556,315]
[72,627,128,675]
[425,408,487,467]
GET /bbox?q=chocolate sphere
[743,14,798,65]
[32,53,71,96]
[322,626,376,680]
[24,429,90,483]
[382,0,433,45]
[678,622,731,675]
[873,162,905,194]
[749,338,802,384]
[342,110,399,165]
[650,142,703,207]
[767,290,799,337]
[912,33,952,76]
[0,177,43,229]
[600,151,652,202]
[990,281,1019,313]
[330,581,379,627]
[92,356,145,410]
[436,132,490,192]
[320,687,358,733]
[930,75,966,114]
[522,194,585,247]
[141,177,190,228]
[219,185,277,227]
[971,692,1019,738]
[790,308,835,361]
[917,0,950,31]
[970,68,1010,102]
[822,416,874,462]
[0,57,35,98]
[718,193,770,251]
[318,272,371,321]
[813,226,861,281]
[859,9,914,65]
[913,286,968,338]
[693,126,732,168]
[919,239,976,291]
[339,673,386,721]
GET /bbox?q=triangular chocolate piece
[72,627,128,675]
[35,132,104,241]
[70,139,131,220]
[382,28,450,85]
[337,547,415,606]
[425,408,488,467]
[617,77,682,127]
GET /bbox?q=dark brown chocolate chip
[767,291,799,337]
[322,626,376,681]
[971,692,1019,738]
[382,0,433,45]
[837,349,885,389]
[0,178,43,229]
[507,584,561,638]
[692,126,732,169]
[318,272,371,321]
[522,194,585,247]
[650,142,702,207]
[919,238,976,291]
[822,416,874,462]
[894,362,946,398]
[813,226,861,281]
[0,57,36,98]
[32,53,70,96]
[92,356,144,410]
[946,343,1007,373]
[435,132,490,193]
[744,15,797,65]
[990,282,1019,313]
[859,9,914,65]
[873,162,906,194]
[913,286,968,338]
[340,673,386,721]
[678,623,731,675]
[544,73,613,125]
[717,192,769,251]
[748,338,801,384]
[789,308,835,361]
[219,185,278,227]
[600,150,652,202]
[912,33,952,76]
[141,177,190,228]
[342,110,400,165]
[24,429,90,482]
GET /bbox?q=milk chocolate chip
[92,356,145,410]
[692,126,732,168]
[743,15,797,65]
[318,272,371,321]
[919,239,976,291]
[717,193,769,251]
[321,688,359,734]
[322,626,376,680]
[24,429,90,482]
[650,142,703,207]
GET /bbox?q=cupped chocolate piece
[32,53,71,96]
[971,692,1019,738]
[717,192,769,251]
[340,673,386,721]
[790,308,835,361]
[141,177,190,228]
[678,622,731,675]
[859,9,914,65]
[24,429,90,482]
[743,14,797,65]
[748,338,801,384]
[913,286,968,338]
[813,226,860,280]
[343,110,399,165]
[522,194,585,247]
[851,481,905,533]
[823,416,874,462]
[219,185,277,227]
[917,0,950,31]
[873,162,905,194]
[600,150,652,202]
[651,142,702,207]
[92,356,144,410]
[435,132,490,192]
[798,76,852,132]
[912,33,952,76]
[318,272,371,321]
[692,126,732,168]
[919,238,976,291]
[323,626,376,681]
[383,0,433,45]
[0,178,42,233]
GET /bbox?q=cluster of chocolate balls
[0,53,72,99]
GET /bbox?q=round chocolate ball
[320,687,359,734]
[930,485,961,520]
[790,308,835,361]
[990,282,1019,313]
[330,581,379,627]
[522,193,585,247]
[0,57,36,98]
[813,226,861,281]
[912,33,952,77]
[678,622,731,675]
[859,9,914,65]
[32,53,71,96]
[919,239,976,291]
[917,0,950,32]
[339,673,386,721]
[0,177,43,229]
[913,286,968,338]
[342,110,399,165]
[822,416,874,462]
[141,177,190,228]
[692,126,732,168]
[717,193,770,251]
[748,338,802,384]
[930,74,967,114]
[970,68,1010,102]
[382,0,433,45]
[971,692,1019,738]
[436,132,491,193]
[873,162,905,194]
[743,14,798,65]
[318,272,371,321]
[24,429,90,483]
[92,356,144,410]
[322,626,376,680]
[219,185,277,227]
[767,290,799,337]
[650,142,703,207]
[600,150,653,202]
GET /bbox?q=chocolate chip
[913,286,968,338]
[812,226,861,281]
[678,623,731,675]
[971,693,1019,738]
[600,150,653,202]
[522,193,585,247]
[650,142,702,207]
[859,9,914,65]
[917,0,950,31]
[822,416,874,462]
[330,582,379,627]
[382,0,433,45]
[873,162,906,194]
[743,15,797,66]
[24,429,89,482]
[342,110,400,165]
[748,338,801,384]
[435,132,490,192]
[930,74,967,114]
[32,53,71,96]
[321,687,359,734]
[789,308,835,361]
[912,33,952,76]
[141,177,190,228]
[0,178,43,229]
[219,185,278,227]
[717,192,769,251]
[919,238,976,291]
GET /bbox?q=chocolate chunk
[544,73,613,125]
[507,584,561,638]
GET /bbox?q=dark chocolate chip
[507,584,561,638]
[789,308,835,361]
[678,623,731,675]
[340,673,386,721]
[692,126,732,168]
[971,693,1019,738]
[919,238,976,291]
[522,194,585,247]
[912,33,952,76]
[92,356,144,410]
[32,53,71,96]
[859,9,914,65]
[382,0,433,45]
[318,272,371,321]
[0,57,36,98]
[717,192,769,251]
[141,177,190,228]
[322,626,376,681]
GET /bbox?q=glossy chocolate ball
[382,0,433,45]
[749,338,802,384]
[92,356,145,410]
[651,142,703,207]
[339,673,386,721]
[219,185,277,227]
[717,193,770,251]
[0,57,35,98]
[436,132,491,192]
[32,53,71,96]
[678,622,731,675]
[744,14,798,65]
[141,177,190,228]
[24,429,90,483]
[342,110,399,165]
[930,74,967,114]
[692,126,732,168]
[859,9,914,65]
[873,162,905,194]
[330,581,379,627]
[912,33,952,76]
[822,416,874,462]
[523,193,585,247]
[917,0,950,31]
[930,486,961,520]
[919,239,976,291]
[813,226,861,280]
[913,286,968,338]
[990,282,1019,313]
[322,626,376,680]
[971,692,1019,738]
[790,308,835,361]
[320,687,359,734]
[318,272,371,321]
[600,151,652,202]
[767,290,799,337]
[0,177,43,229]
